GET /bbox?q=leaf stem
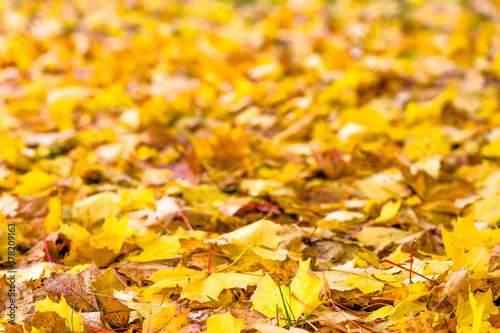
[290,293,348,333]
[409,239,417,284]
[178,209,194,231]
[179,310,204,331]
[112,268,142,302]
[42,228,57,271]
[381,259,438,285]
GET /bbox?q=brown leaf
[25,232,71,263]
[227,307,268,326]
[115,259,181,287]
[81,311,105,331]
[313,148,351,180]
[3,323,24,333]
[178,326,203,333]
[44,263,103,312]
[96,295,132,328]
[31,311,71,333]
[268,257,300,284]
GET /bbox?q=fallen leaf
[43,263,103,312]
[142,303,190,333]
[34,294,84,332]
[206,311,245,333]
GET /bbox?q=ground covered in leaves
[1,0,500,332]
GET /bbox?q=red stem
[42,228,57,271]
[159,291,167,306]
[24,217,44,237]
[178,210,194,231]
[382,259,438,285]
[290,293,348,333]
[112,268,142,303]
[409,239,416,284]
[330,300,363,329]
[179,310,204,331]
[330,300,383,333]
[487,321,500,333]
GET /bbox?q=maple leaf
[34,294,84,332]
[5,1,500,332]
[206,311,245,333]
[142,303,191,333]
[43,263,103,312]
[251,259,324,320]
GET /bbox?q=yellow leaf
[366,302,424,324]
[470,290,484,333]
[13,168,55,196]
[206,312,245,333]
[48,99,77,130]
[457,287,499,333]
[146,264,261,302]
[59,223,91,241]
[46,87,91,130]
[356,227,413,250]
[482,140,500,158]
[67,264,92,274]
[35,295,84,332]
[149,265,205,285]
[365,305,395,322]
[0,134,31,170]
[239,179,294,197]
[452,246,491,279]
[346,276,385,294]
[442,215,500,274]
[44,197,62,233]
[182,185,230,205]
[142,303,190,333]
[90,215,129,253]
[252,259,324,319]
[221,219,282,249]
[252,246,287,261]
[71,192,121,223]
[374,200,401,222]
[118,186,156,212]
[127,233,183,262]
[184,272,262,302]
[474,193,500,224]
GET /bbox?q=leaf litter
[1,0,500,332]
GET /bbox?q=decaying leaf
[43,263,103,312]
[34,295,84,332]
